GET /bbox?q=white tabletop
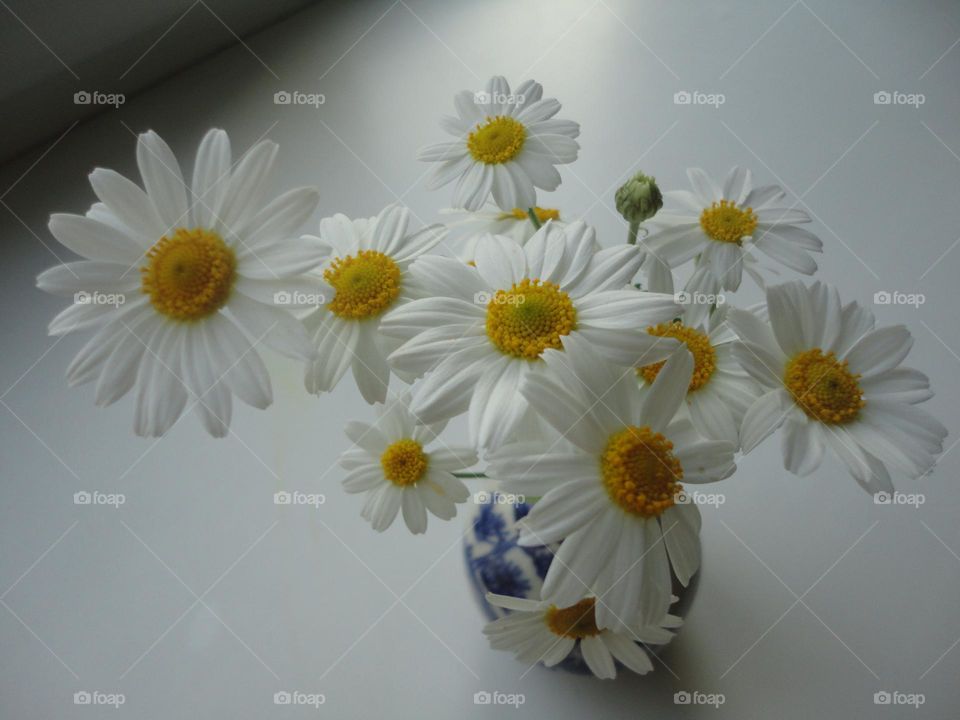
[1,1,959,717]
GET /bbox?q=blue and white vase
[463,490,698,674]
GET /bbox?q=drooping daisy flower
[339,393,477,534]
[645,167,822,293]
[483,592,681,679]
[728,280,946,494]
[440,204,566,262]
[301,205,446,404]
[36,129,323,437]
[487,335,736,630]
[637,268,761,447]
[381,221,682,449]
[418,76,580,211]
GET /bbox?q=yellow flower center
[784,348,864,424]
[141,228,236,321]
[638,322,716,393]
[544,598,602,639]
[324,250,401,319]
[485,278,576,360]
[502,207,560,224]
[380,439,428,487]
[601,426,683,518]
[699,200,758,244]
[467,116,526,164]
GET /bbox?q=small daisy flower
[440,204,565,262]
[645,166,822,292]
[339,393,477,534]
[483,593,681,679]
[728,280,947,494]
[487,335,736,631]
[381,221,681,449]
[36,129,323,437]
[302,205,446,404]
[418,76,580,211]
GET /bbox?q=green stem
[628,220,640,245]
[453,471,488,479]
[526,207,542,230]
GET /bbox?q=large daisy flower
[728,280,947,494]
[381,221,681,449]
[487,335,736,630]
[440,204,566,262]
[483,592,681,679]
[301,205,446,404]
[339,393,477,534]
[36,129,323,437]
[418,76,580,211]
[645,167,822,293]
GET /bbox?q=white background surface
[1,1,959,717]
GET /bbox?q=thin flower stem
[628,220,640,245]
[453,471,488,479]
[527,207,542,230]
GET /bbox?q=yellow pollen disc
[485,278,576,360]
[601,426,683,518]
[638,322,716,393]
[503,207,560,224]
[784,348,864,424]
[380,439,428,487]
[324,250,401,319]
[544,598,602,639]
[699,199,758,244]
[467,116,526,164]
[141,228,236,321]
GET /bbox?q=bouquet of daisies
[38,76,946,680]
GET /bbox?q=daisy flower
[440,204,566,262]
[301,205,446,404]
[487,335,736,631]
[36,129,323,437]
[339,393,477,534]
[645,167,822,293]
[728,280,947,494]
[381,221,681,449]
[638,268,762,447]
[483,592,681,679]
[418,76,580,211]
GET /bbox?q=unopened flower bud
[615,172,663,224]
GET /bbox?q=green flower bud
[615,172,663,224]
